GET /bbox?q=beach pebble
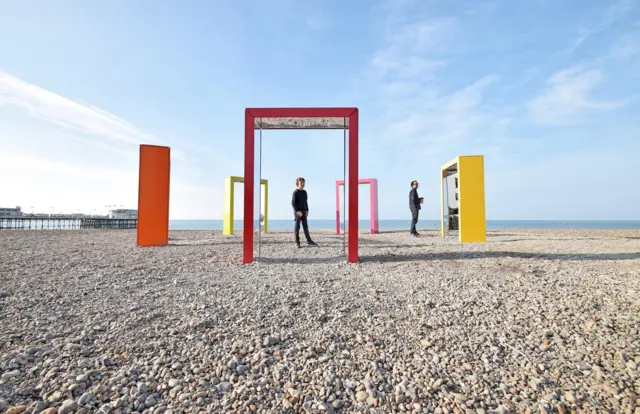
[2,370,20,379]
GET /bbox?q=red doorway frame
[243,107,359,264]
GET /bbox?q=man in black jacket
[409,180,423,236]
[291,177,318,248]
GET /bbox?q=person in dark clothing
[291,177,318,248]
[409,180,424,236]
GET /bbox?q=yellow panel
[440,170,445,237]
[223,176,269,235]
[457,156,486,243]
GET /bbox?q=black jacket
[292,189,309,214]
[409,188,421,211]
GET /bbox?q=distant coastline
[169,219,640,231]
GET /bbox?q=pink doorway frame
[335,178,379,235]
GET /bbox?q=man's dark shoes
[308,240,318,247]
[296,241,301,249]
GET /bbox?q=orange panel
[136,145,170,247]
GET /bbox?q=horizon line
[167,218,640,222]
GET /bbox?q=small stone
[169,386,182,398]
[79,391,95,405]
[557,403,567,414]
[97,404,113,414]
[236,364,250,375]
[263,335,280,346]
[356,391,368,402]
[168,378,181,387]
[2,370,20,379]
[27,401,46,413]
[217,382,233,393]
[564,392,577,404]
[6,406,27,414]
[539,340,550,352]
[42,409,58,414]
[47,391,63,402]
[59,400,78,414]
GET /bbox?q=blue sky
[1,0,639,220]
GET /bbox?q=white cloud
[0,152,138,214]
[0,71,185,159]
[0,72,229,218]
[569,0,635,53]
[0,152,220,219]
[609,29,640,60]
[1,152,135,182]
[528,66,629,125]
[356,3,505,160]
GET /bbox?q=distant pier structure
[0,217,137,230]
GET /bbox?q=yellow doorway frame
[440,155,486,243]
[223,176,268,235]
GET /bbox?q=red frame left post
[136,145,170,247]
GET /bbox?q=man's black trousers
[294,214,312,243]
[410,208,419,234]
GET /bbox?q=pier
[0,217,137,230]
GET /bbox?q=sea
[169,219,640,231]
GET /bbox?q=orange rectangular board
[136,145,170,246]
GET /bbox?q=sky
[1,0,639,220]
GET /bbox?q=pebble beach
[1,228,639,414]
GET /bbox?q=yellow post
[223,176,269,235]
[458,155,486,243]
[223,176,235,235]
[261,180,268,233]
[440,155,486,243]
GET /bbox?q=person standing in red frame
[291,177,318,248]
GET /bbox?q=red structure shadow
[244,107,359,264]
